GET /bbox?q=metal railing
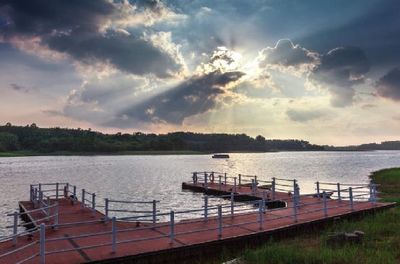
[104,199,160,224]
[0,178,380,264]
[315,181,377,202]
[8,189,366,264]
[191,172,298,201]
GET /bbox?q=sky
[0,0,399,146]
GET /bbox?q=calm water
[1,151,400,235]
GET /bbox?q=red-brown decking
[0,187,395,264]
[182,181,318,206]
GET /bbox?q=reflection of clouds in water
[1,152,400,234]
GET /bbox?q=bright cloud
[0,0,399,145]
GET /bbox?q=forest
[0,123,324,154]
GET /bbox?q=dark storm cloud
[375,68,400,101]
[259,39,317,68]
[0,0,183,77]
[299,0,400,67]
[113,70,245,125]
[310,46,370,107]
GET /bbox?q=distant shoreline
[0,149,393,158]
[0,150,209,157]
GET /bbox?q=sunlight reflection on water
[1,150,400,235]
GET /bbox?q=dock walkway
[0,173,395,264]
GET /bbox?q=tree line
[0,123,324,153]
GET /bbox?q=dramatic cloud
[258,39,319,73]
[0,0,185,78]
[112,70,245,125]
[197,46,242,74]
[310,47,370,107]
[259,39,316,66]
[1,0,400,145]
[375,68,400,101]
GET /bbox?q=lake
[1,150,400,236]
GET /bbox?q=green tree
[0,132,19,151]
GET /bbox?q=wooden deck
[0,185,395,264]
[182,181,320,207]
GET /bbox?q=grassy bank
[0,150,207,157]
[0,151,37,157]
[236,168,400,264]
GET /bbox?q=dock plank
[0,186,394,264]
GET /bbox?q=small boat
[212,154,230,159]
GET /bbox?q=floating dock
[0,172,395,264]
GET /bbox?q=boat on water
[212,154,230,159]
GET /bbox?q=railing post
[323,191,328,217]
[293,179,297,195]
[29,185,33,202]
[218,205,222,238]
[39,191,43,207]
[39,183,42,194]
[218,175,222,191]
[349,187,354,211]
[224,173,227,185]
[152,200,157,225]
[372,184,377,204]
[258,200,263,230]
[233,177,237,193]
[252,179,258,195]
[55,182,59,200]
[272,177,276,200]
[39,223,45,264]
[104,198,109,222]
[34,188,38,207]
[64,183,69,198]
[73,185,77,204]
[292,195,297,222]
[230,192,234,217]
[46,196,51,218]
[204,172,208,189]
[369,183,377,203]
[92,193,96,216]
[12,211,18,246]
[204,196,208,221]
[211,171,215,183]
[337,183,341,201]
[295,184,300,208]
[254,175,258,185]
[316,181,320,199]
[170,210,175,244]
[81,189,85,208]
[238,174,241,187]
[111,217,116,253]
[262,191,266,213]
[54,202,59,229]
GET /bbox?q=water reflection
[1,151,400,235]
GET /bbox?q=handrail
[0,179,379,263]
[108,199,159,204]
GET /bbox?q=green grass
[0,150,37,157]
[240,168,400,264]
[370,168,400,203]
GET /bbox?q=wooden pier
[0,173,395,264]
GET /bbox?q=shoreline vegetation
[0,150,208,157]
[224,168,399,264]
[1,124,400,158]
